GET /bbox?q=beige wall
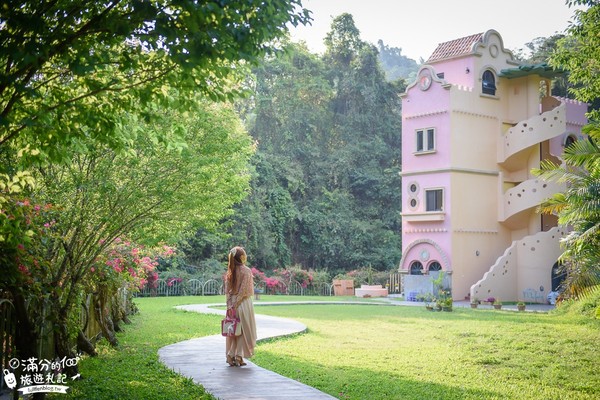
[449,173,511,299]
[471,227,567,302]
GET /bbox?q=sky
[289,0,583,62]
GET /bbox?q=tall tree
[315,14,403,270]
[536,124,600,298]
[231,42,334,268]
[515,34,569,97]
[0,0,310,163]
[1,95,254,375]
[551,0,600,118]
[534,0,600,300]
[0,1,308,385]
[376,40,419,82]
[210,15,403,272]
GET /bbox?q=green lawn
[252,304,600,400]
[51,296,222,400]
[52,296,600,400]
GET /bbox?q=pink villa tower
[399,30,587,302]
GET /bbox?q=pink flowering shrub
[251,267,266,285]
[274,265,313,288]
[1,195,57,291]
[264,276,286,294]
[167,277,183,287]
[90,239,176,293]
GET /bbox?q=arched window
[482,70,496,95]
[410,261,423,275]
[565,135,576,148]
[429,262,442,272]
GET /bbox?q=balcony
[500,178,565,225]
[498,103,566,166]
[401,211,445,222]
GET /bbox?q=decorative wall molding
[404,109,448,120]
[454,85,474,92]
[554,96,588,106]
[399,238,451,271]
[453,109,498,119]
[401,167,499,177]
[404,228,449,234]
[566,119,586,127]
[454,229,498,234]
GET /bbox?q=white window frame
[425,188,444,212]
[415,127,436,154]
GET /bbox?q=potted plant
[435,298,443,311]
[486,296,496,305]
[493,298,502,310]
[470,297,479,309]
[423,293,435,311]
[517,301,526,311]
[442,297,453,312]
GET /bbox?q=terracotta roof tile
[427,33,484,63]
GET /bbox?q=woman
[224,246,257,367]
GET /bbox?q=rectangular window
[415,128,436,153]
[425,189,443,212]
[427,129,435,150]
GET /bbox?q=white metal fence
[134,278,335,297]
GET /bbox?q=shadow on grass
[253,351,502,400]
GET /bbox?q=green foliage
[554,285,600,319]
[376,39,419,82]
[534,3,600,304]
[535,123,600,299]
[1,95,254,371]
[51,296,221,400]
[205,15,403,272]
[0,0,311,381]
[253,304,600,400]
[0,0,311,161]
[514,34,569,97]
[551,1,600,118]
[0,194,57,328]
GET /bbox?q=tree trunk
[76,329,97,356]
[93,293,118,346]
[54,315,79,377]
[11,292,47,400]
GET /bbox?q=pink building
[399,30,587,302]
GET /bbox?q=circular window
[408,181,419,193]
[490,44,499,58]
[410,199,417,207]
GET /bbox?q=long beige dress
[225,264,257,358]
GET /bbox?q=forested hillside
[184,14,408,273]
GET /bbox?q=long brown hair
[225,246,246,293]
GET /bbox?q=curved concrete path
[158,302,345,400]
